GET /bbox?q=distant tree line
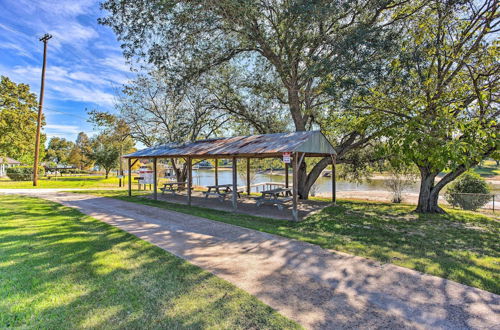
[44,113,135,178]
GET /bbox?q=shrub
[383,165,418,203]
[445,172,491,210]
[59,168,88,175]
[6,166,45,181]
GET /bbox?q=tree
[383,163,418,203]
[445,172,491,211]
[45,137,74,166]
[0,76,45,164]
[88,110,134,177]
[67,132,94,170]
[100,0,421,198]
[89,134,120,178]
[358,0,499,213]
[114,73,227,182]
[87,111,135,180]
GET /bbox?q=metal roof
[0,156,21,165]
[124,131,336,158]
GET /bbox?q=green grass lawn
[0,195,299,329]
[78,190,500,294]
[0,175,126,189]
[473,160,500,178]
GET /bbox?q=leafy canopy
[0,76,44,164]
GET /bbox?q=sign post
[283,152,291,164]
[138,168,154,190]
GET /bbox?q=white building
[0,157,21,177]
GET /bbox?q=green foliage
[99,0,418,195]
[0,76,45,164]
[44,137,74,165]
[67,132,93,170]
[58,168,88,175]
[445,173,492,211]
[89,137,120,178]
[6,166,44,181]
[353,0,499,212]
[87,111,135,176]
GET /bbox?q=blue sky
[0,0,134,142]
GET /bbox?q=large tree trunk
[415,165,467,214]
[415,167,443,213]
[171,158,188,188]
[297,157,332,199]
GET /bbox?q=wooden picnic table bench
[204,184,243,202]
[160,181,187,195]
[256,188,292,210]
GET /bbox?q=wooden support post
[292,153,299,221]
[285,163,289,188]
[331,155,336,204]
[214,159,218,186]
[187,157,192,206]
[246,158,250,195]
[128,158,132,197]
[153,158,158,200]
[232,156,238,210]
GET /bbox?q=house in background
[0,157,21,177]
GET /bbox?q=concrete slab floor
[150,190,331,220]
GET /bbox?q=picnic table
[203,184,242,202]
[256,187,292,210]
[160,181,187,195]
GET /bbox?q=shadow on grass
[0,195,297,329]
[85,191,500,295]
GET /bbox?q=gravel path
[3,191,499,329]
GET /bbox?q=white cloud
[51,83,115,107]
[50,23,98,50]
[45,124,80,134]
[0,42,34,59]
[0,0,134,136]
[99,54,131,72]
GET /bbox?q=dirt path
[4,191,499,329]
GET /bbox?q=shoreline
[204,168,500,184]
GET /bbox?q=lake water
[187,169,499,194]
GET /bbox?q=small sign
[117,175,124,179]
[138,169,154,184]
[283,152,291,164]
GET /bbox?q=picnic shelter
[123,131,336,221]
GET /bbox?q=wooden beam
[331,154,336,204]
[292,153,299,221]
[232,156,237,210]
[187,157,192,206]
[285,163,289,188]
[128,158,132,197]
[153,158,158,200]
[214,159,218,186]
[246,158,250,195]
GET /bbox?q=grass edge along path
[0,194,300,329]
[73,190,500,295]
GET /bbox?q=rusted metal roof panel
[124,131,336,158]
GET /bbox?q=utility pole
[33,33,52,186]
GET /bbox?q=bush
[445,172,491,210]
[6,166,45,181]
[58,168,88,175]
